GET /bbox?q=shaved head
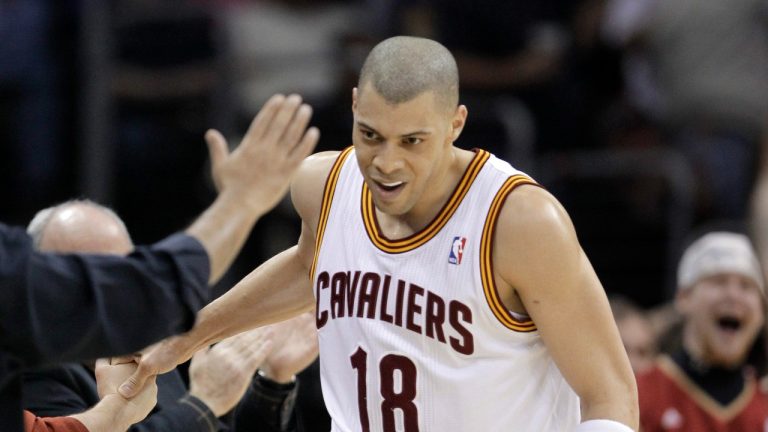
[28,199,133,255]
[358,36,459,112]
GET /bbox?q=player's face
[678,273,765,367]
[351,85,463,218]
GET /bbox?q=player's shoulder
[497,183,570,235]
[490,181,583,269]
[291,150,347,220]
[295,150,344,182]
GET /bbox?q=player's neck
[376,147,475,238]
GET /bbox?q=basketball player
[120,36,638,431]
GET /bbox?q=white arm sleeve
[574,419,635,432]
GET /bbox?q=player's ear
[450,105,468,143]
[352,87,358,113]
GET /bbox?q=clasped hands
[115,311,318,409]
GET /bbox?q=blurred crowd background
[2,0,768,410]
[4,0,768,308]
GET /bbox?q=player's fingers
[288,127,320,164]
[243,94,286,142]
[205,129,228,170]
[262,94,303,146]
[280,104,313,149]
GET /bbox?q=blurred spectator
[231,312,320,432]
[22,200,318,431]
[602,0,768,220]
[609,295,658,374]
[645,301,684,357]
[638,232,768,431]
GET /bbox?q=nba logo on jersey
[449,236,467,265]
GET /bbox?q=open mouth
[717,316,742,332]
[374,180,405,193]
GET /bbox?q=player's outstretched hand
[205,94,319,216]
[117,335,188,399]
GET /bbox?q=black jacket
[0,223,209,431]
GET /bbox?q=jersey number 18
[350,346,419,432]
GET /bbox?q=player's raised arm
[494,185,638,431]
[119,151,340,399]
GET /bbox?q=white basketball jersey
[311,147,580,432]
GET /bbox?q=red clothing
[23,411,87,432]
[638,355,768,431]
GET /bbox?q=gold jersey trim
[656,355,757,421]
[361,150,491,254]
[310,146,355,280]
[480,175,539,332]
